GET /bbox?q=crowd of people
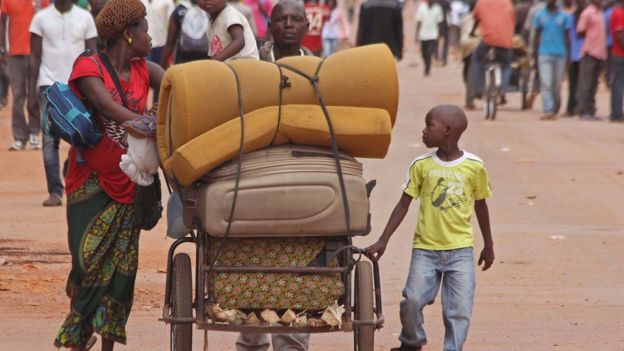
[416,0,624,123]
[0,0,407,350]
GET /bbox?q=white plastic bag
[120,134,159,186]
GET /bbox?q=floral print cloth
[210,238,345,310]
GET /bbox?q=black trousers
[421,40,437,75]
[566,61,580,115]
[577,55,603,115]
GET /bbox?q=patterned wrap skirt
[54,175,140,347]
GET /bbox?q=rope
[275,60,353,237]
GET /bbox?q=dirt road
[1,51,623,350]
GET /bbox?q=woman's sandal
[82,335,97,351]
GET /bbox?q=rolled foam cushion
[169,104,391,186]
[157,45,398,168]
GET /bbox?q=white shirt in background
[207,5,259,60]
[149,0,175,48]
[29,5,97,87]
[416,2,443,41]
[449,0,469,27]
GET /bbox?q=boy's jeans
[39,86,64,197]
[538,55,566,115]
[399,248,475,351]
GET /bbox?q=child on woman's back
[197,0,259,61]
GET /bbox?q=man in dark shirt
[356,0,404,60]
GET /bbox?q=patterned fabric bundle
[95,0,146,41]
[210,238,345,310]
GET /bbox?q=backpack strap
[98,53,130,109]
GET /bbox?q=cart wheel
[170,253,193,351]
[354,261,374,351]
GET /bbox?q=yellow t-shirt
[402,151,492,250]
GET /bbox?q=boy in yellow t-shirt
[366,105,495,351]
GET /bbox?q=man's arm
[28,34,43,114]
[533,27,541,63]
[617,29,624,49]
[160,13,179,68]
[0,14,8,65]
[474,199,494,271]
[365,193,412,259]
[85,38,97,54]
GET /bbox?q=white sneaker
[29,134,41,149]
[9,140,25,151]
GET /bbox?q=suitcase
[182,145,371,237]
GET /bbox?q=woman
[53,0,164,350]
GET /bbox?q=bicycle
[483,48,503,120]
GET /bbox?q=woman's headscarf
[95,0,147,42]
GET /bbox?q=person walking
[239,6,312,349]
[416,0,444,76]
[53,0,165,349]
[302,0,329,56]
[356,0,404,60]
[321,0,350,57]
[609,0,624,122]
[28,0,98,207]
[533,0,571,120]
[466,0,515,109]
[576,0,607,120]
[244,0,272,46]
[0,0,50,151]
[366,105,495,351]
[565,0,587,116]
[160,0,209,69]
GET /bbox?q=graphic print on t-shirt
[426,169,468,212]
[211,35,224,56]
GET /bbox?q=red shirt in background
[1,0,50,56]
[473,0,515,49]
[302,3,329,54]
[67,55,150,204]
[611,6,624,57]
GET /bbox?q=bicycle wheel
[484,69,498,120]
[353,261,374,351]
[170,253,193,351]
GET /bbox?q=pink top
[243,0,273,39]
[577,4,607,60]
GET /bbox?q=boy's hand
[365,240,388,260]
[478,246,495,271]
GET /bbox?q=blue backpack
[43,82,103,149]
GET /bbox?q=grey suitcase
[182,145,371,237]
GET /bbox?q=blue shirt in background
[569,13,585,62]
[534,8,571,57]
[605,7,613,47]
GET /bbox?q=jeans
[322,38,339,57]
[566,61,580,115]
[469,42,512,102]
[236,333,310,351]
[39,86,64,197]
[399,248,475,351]
[610,56,624,120]
[421,40,437,75]
[8,55,40,143]
[538,55,566,115]
[577,55,603,116]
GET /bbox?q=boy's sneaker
[29,134,41,149]
[390,344,423,351]
[9,140,25,151]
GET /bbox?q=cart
[161,213,384,351]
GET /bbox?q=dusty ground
[1,40,624,351]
